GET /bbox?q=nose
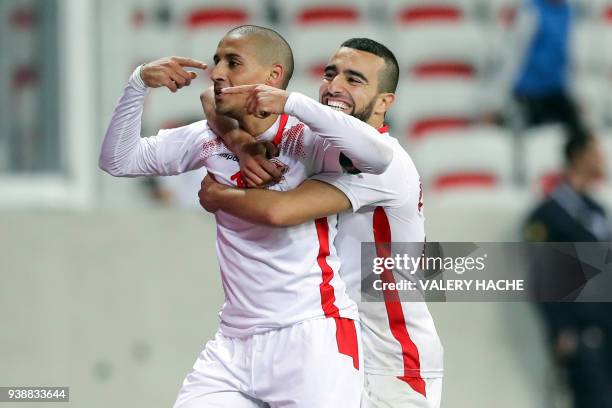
[210,62,226,83]
[327,75,346,95]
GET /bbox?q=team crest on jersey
[269,158,290,187]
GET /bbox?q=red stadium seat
[522,125,566,189]
[407,125,514,191]
[287,24,386,81]
[409,118,472,140]
[392,80,482,143]
[433,172,498,191]
[384,0,477,26]
[392,23,487,80]
[277,0,370,26]
[397,5,463,25]
[186,8,249,28]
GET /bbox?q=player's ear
[266,64,284,88]
[375,93,395,116]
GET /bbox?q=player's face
[319,47,385,124]
[584,138,606,182]
[211,35,271,118]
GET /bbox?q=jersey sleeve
[98,66,211,177]
[311,148,418,212]
[284,92,393,174]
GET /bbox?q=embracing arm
[199,177,351,227]
[221,85,393,174]
[99,57,207,177]
[284,92,393,174]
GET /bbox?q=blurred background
[2,0,612,406]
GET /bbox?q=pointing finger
[172,57,208,70]
[221,84,260,95]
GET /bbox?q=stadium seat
[173,0,263,29]
[275,0,371,26]
[572,72,609,130]
[425,185,534,240]
[484,0,521,27]
[384,0,477,25]
[407,125,514,191]
[287,24,386,81]
[522,125,566,191]
[391,80,482,141]
[572,21,605,74]
[392,23,488,80]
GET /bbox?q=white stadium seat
[287,24,387,81]
[172,0,264,28]
[383,0,477,25]
[407,125,514,191]
[522,125,566,190]
[275,0,371,26]
[392,23,488,80]
[391,79,482,142]
[424,186,534,240]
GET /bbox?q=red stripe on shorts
[373,207,426,397]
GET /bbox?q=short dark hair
[564,129,593,166]
[226,25,294,88]
[340,38,399,93]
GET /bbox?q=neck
[367,113,385,130]
[238,114,280,137]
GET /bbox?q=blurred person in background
[489,0,586,135]
[524,132,612,407]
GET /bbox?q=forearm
[284,92,393,174]
[210,180,350,227]
[98,66,161,177]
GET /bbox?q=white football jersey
[99,71,393,338]
[313,128,444,388]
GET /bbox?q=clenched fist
[140,56,208,93]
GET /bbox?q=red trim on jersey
[373,207,426,398]
[315,218,360,370]
[378,125,389,134]
[273,114,289,146]
[315,218,340,317]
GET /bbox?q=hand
[198,174,226,213]
[238,141,282,188]
[221,84,289,118]
[141,56,207,93]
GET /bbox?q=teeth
[327,100,349,111]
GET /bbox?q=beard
[352,98,377,123]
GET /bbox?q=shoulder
[157,120,215,141]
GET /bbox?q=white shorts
[173,317,363,408]
[361,374,442,408]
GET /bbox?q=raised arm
[221,85,393,174]
[199,176,351,227]
[99,57,208,177]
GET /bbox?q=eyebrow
[214,52,243,62]
[345,69,368,83]
[324,64,337,73]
